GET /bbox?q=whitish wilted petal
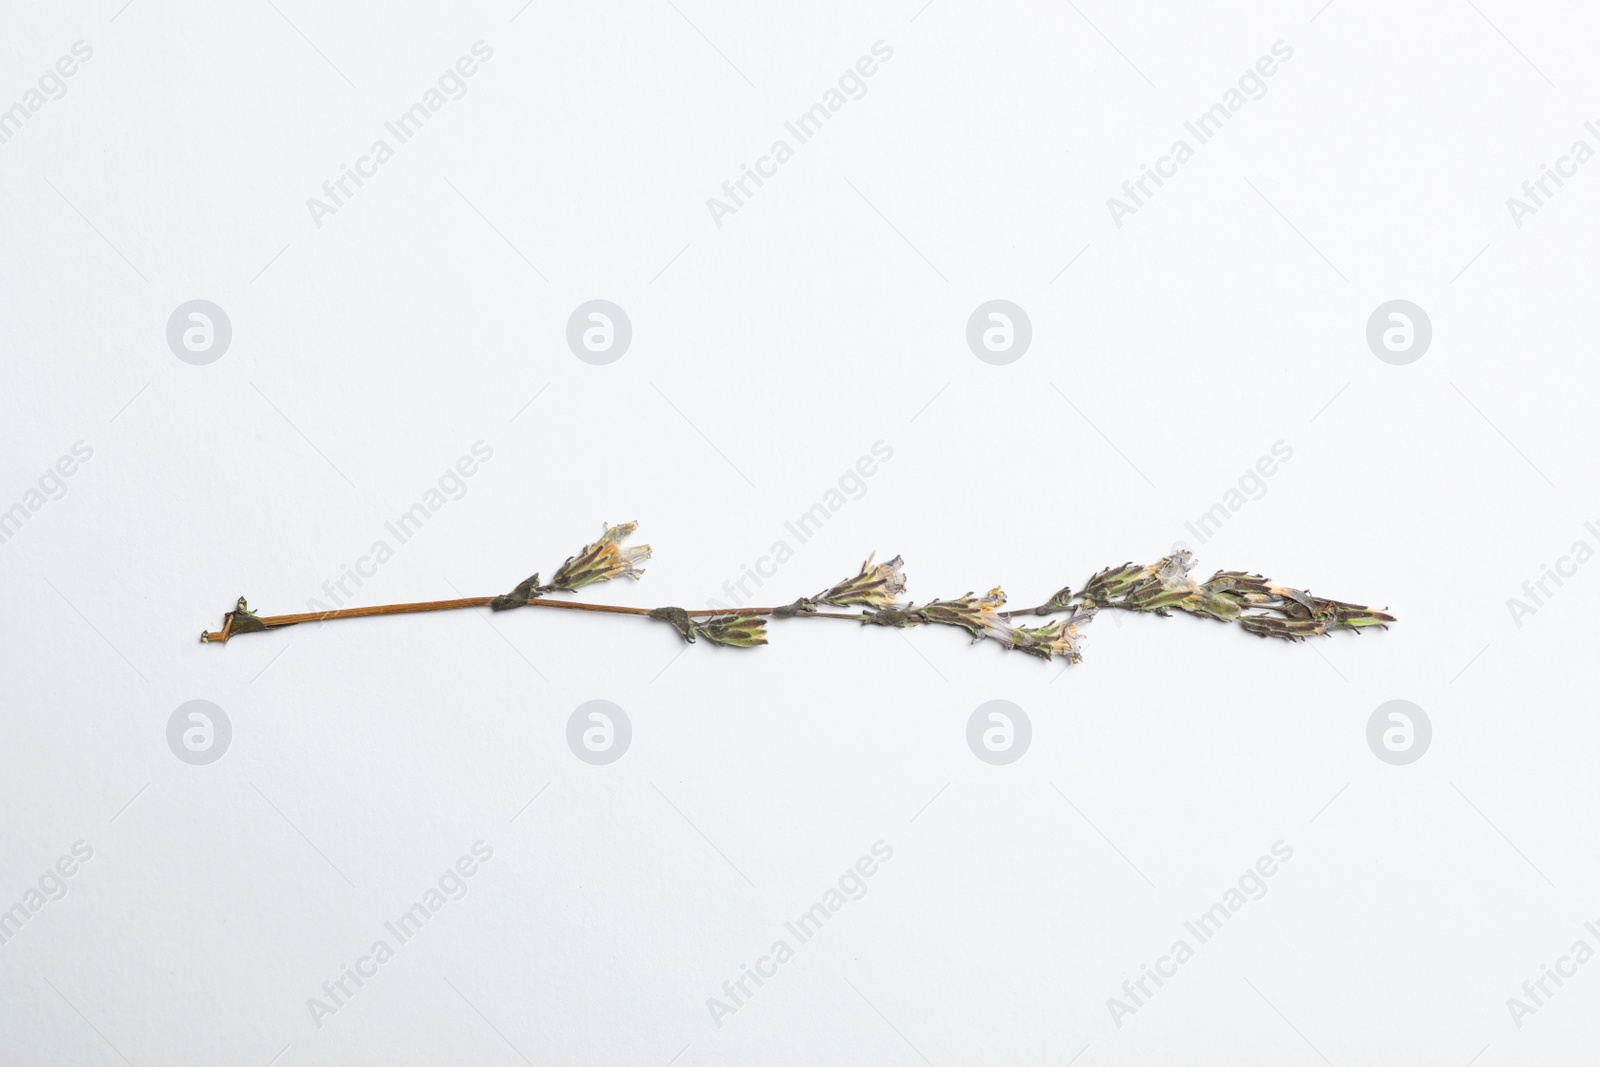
[978,612,1027,648]
[1156,550,1196,589]
[815,553,908,609]
[551,521,651,591]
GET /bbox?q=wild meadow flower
[551,521,651,591]
[1014,605,1097,663]
[1086,552,1251,619]
[1127,551,1207,613]
[814,553,907,609]
[919,587,1022,645]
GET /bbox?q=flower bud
[696,613,769,648]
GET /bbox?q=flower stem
[201,594,865,643]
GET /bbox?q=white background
[2,0,1598,1064]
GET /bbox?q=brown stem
[527,598,653,617]
[999,599,1134,619]
[999,603,1076,619]
[510,600,858,620]
[266,597,495,626]
[201,594,867,643]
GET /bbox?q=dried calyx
[203,523,1394,666]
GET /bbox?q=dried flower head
[919,587,1021,645]
[1084,552,1239,617]
[551,521,651,591]
[814,552,908,609]
[1014,605,1097,663]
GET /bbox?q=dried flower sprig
[1069,550,1394,640]
[200,523,1394,665]
[809,552,908,610]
